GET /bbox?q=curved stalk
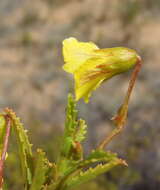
[97,58,142,150]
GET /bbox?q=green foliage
[65,159,123,190]
[0,115,6,156]
[0,95,127,190]
[59,94,86,166]
[63,149,126,190]
[46,95,126,190]
[29,149,51,190]
[5,109,33,189]
[84,150,122,165]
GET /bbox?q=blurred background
[0,0,160,189]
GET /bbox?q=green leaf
[39,163,58,190]
[0,115,6,156]
[5,109,33,188]
[58,94,87,175]
[30,149,51,190]
[61,94,78,159]
[79,150,121,167]
[52,150,127,190]
[75,119,87,143]
[61,94,87,158]
[65,158,126,190]
[88,150,117,159]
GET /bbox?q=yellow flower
[63,37,140,103]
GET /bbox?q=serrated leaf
[51,150,127,190]
[58,94,87,176]
[65,158,126,190]
[61,94,78,159]
[78,150,120,168]
[48,163,58,183]
[41,163,59,190]
[87,149,117,160]
[30,149,51,190]
[5,109,33,188]
[75,119,87,142]
[61,94,87,158]
[0,115,6,156]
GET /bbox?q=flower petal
[62,37,140,103]
[74,58,116,102]
[63,37,99,73]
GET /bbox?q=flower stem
[0,114,12,188]
[97,58,142,150]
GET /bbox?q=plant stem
[123,56,142,110]
[97,58,142,150]
[0,114,12,188]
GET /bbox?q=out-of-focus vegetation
[0,0,160,189]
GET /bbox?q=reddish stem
[123,56,142,109]
[97,58,142,150]
[0,115,11,188]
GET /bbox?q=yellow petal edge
[62,37,139,103]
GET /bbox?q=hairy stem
[97,58,142,150]
[0,114,12,188]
